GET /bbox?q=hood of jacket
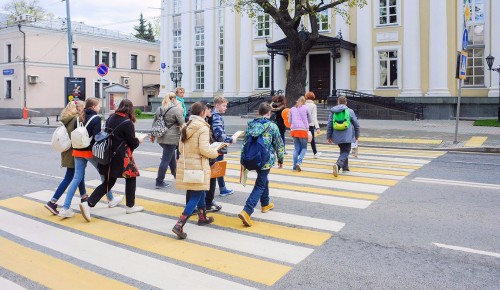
[60,113,76,125]
[331,104,348,113]
[184,115,209,141]
[247,117,271,137]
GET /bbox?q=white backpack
[51,122,71,152]
[71,115,99,149]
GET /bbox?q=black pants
[309,126,317,154]
[336,143,351,170]
[88,177,136,208]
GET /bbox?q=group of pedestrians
[45,89,359,241]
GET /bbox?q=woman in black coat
[79,99,145,222]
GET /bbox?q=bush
[473,119,500,127]
[134,108,142,116]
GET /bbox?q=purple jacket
[289,105,310,132]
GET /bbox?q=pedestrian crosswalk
[0,145,445,289]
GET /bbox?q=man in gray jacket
[326,96,360,177]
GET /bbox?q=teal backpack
[332,109,350,131]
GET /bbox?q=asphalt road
[0,124,499,289]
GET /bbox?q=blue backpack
[240,125,271,171]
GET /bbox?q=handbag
[210,160,227,178]
[182,144,205,184]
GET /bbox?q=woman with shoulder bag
[151,92,185,189]
[79,99,145,222]
[172,102,219,239]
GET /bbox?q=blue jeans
[292,137,308,170]
[216,155,227,191]
[51,168,86,203]
[243,169,270,216]
[156,143,177,183]
[62,157,113,210]
[183,190,206,216]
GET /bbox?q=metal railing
[335,89,425,119]
[227,90,274,114]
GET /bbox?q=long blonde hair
[295,96,306,108]
[162,92,175,109]
[60,101,85,120]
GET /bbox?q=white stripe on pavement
[0,277,26,290]
[433,243,500,258]
[27,191,314,265]
[413,178,500,190]
[0,165,63,180]
[87,179,346,232]
[0,138,51,145]
[0,209,258,290]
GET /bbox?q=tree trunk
[285,52,307,107]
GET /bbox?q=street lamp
[170,70,183,88]
[486,54,500,122]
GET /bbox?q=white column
[489,0,500,97]
[426,0,451,96]
[181,0,193,97]
[335,7,351,91]
[223,6,237,98]
[159,0,169,97]
[273,25,286,94]
[356,3,373,94]
[203,0,216,98]
[238,13,253,97]
[399,0,423,97]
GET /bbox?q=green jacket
[60,115,78,168]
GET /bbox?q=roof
[103,83,129,93]
[267,31,356,57]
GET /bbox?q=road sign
[462,28,468,50]
[459,51,468,80]
[96,64,108,77]
[2,69,14,75]
[161,62,166,69]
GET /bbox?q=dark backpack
[240,125,270,171]
[92,118,129,165]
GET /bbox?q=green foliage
[134,13,155,42]
[473,119,500,127]
[3,0,54,24]
[134,108,142,116]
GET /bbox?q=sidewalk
[1,116,499,152]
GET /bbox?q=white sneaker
[79,202,91,222]
[314,152,322,158]
[126,206,144,214]
[58,208,74,218]
[333,164,339,177]
[108,195,124,208]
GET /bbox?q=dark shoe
[156,181,170,189]
[197,209,214,226]
[44,201,59,215]
[80,196,88,203]
[172,214,189,239]
[295,164,301,172]
[206,202,222,213]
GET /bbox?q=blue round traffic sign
[161,62,166,69]
[97,64,108,77]
[462,28,468,50]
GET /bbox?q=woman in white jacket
[305,91,321,158]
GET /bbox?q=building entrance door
[309,54,331,102]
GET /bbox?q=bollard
[56,115,59,122]
[29,118,31,124]
[23,107,28,119]
[46,116,49,125]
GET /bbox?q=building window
[5,80,12,99]
[464,0,485,87]
[111,52,117,68]
[7,44,12,63]
[377,0,399,26]
[94,51,100,66]
[317,10,330,32]
[94,82,109,98]
[131,54,138,70]
[195,13,204,47]
[173,51,181,67]
[257,59,270,89]
[102,51,110,67]
[195,0,203,11]
[255,12,271,38]
[219,47,224,90]
[173,0,181,14]
[173,16,181,49]
[195,49,204,63]
[195,49,204,90]
[72,48,78,65]
[378,50,398,87]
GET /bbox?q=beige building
[0,19,160,118]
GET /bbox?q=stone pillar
[238,12,253,97]
[399,0,423,97]
[223,6,237,98]
[159,0,169,97]
[426,0,451,96]
[273,25,286,94]
[181,0,193,97]
[489,0,500,97]
[356,3,373,94]
[203,0,216,98]
[335,6,351,91]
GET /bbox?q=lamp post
[486,54,500,122]
[170,70,183,88]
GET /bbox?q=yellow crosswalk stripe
[464,136,488,147]
[0,236,137,290]
[0,197,291,286]
[358,137,442,144]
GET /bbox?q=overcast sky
[38,0,161,34]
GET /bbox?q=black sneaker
[156,181,170,189]
[206,202,222,213]
[44,201,59,215]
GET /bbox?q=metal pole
[65,0,74,77]
[270,52,275,96]
[453,79,463,144]
[17,24,26,109]
[497,70,500,122]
